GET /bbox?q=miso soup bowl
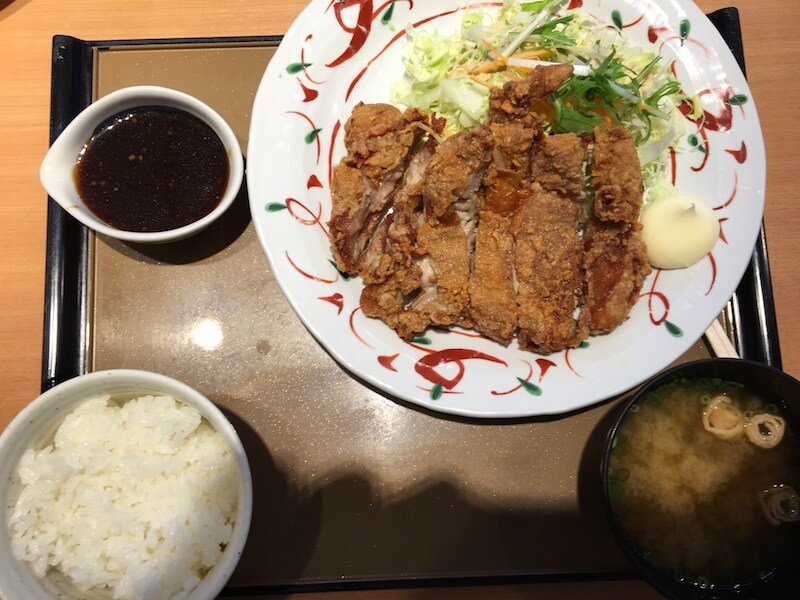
[602,358,800,600]
[0,369,253,599]
[40,85,244,243]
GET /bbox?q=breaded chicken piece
[591,124,644,223]
[488,64,573,123]
[529,129,587,198]
[342,103,427,179]
[515,133,588,354]
[406,215,471,329]
[329,103,428,274]
[482,119,539,213]
[360,143,435,332]
[358,145,432,284]
[468,210,518,343]
[468,118,538,344]
[334,69,651,349]
[583,221,651,334]
[396,127,493,336]
[583,125,652,334]
[422,127,492,221]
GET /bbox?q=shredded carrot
[513,49,551,60]
[469,75,493,89]
[467,39,514,75]
[469,59,507,75]
[482,38,506,59]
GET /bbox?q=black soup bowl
[602,358,800,599]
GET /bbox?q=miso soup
[608,378,800,590]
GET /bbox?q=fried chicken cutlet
[329,103,429,275]
[487,63,574,123]
[467,65,571,344]
[329,65,651,353]
[467,120,537,344]
[396,126,494,335]
[359,141,436,333]
[515,133,589,353]
[360,127,493,338]
[583,125,652,334]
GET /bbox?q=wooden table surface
[1,0,798,598]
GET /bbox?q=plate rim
[246,0,767,418]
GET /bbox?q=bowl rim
[0,368,253,600]
[39,85,244,244]
[601,357,800,599]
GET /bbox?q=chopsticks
[704,319,740,359]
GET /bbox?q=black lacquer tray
[39,8,781,594]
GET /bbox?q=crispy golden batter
[330,67,651,351]
[360,144,435,332]
[584,125,652,334]
[397,127,493,334]
[468,119,538,344]
[328,103,428,274]
[422,127,492,221]
[530,130,587,198]
[342,103,427,179]
[515,133,588,354]
[591,124,644,223]
[584,221,651,334]
[469,210,518,343]
[488,63,573,123]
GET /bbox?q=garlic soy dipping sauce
[607,377,800,591]
[73,106,229,233]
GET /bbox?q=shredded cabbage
[391,0,693,206]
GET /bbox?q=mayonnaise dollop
[640,195,720,269]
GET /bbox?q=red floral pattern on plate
[247,0,765,418]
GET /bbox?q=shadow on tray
[216,397,634,593]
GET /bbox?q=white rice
[8,394,238,600]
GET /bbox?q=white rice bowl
[0,370,253,600]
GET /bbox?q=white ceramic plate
[247,0,765,418]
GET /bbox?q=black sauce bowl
[602,358,800,600]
